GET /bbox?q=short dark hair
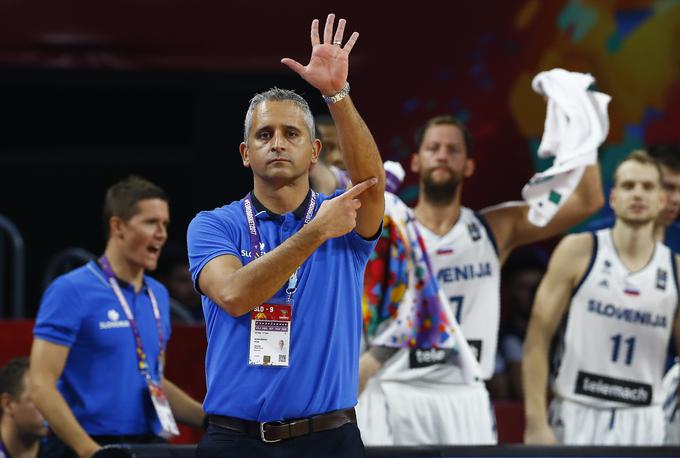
[648,144,680,172]
[0,357,29,399]
[613,150,663,186]
[414,115,473,156]
[103,176,168,239]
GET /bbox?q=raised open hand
[281,13,359,96]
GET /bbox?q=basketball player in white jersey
[523,150,680,445]
[357,115,604,445]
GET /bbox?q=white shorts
[662,362,680,445]
[357,378,496,445]
[549,397,665,445]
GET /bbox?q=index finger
[342,177,378,199]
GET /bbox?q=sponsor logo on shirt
[587,299,667,328]
[99,308,131,330]
[409,348,455,368]
[575,370,652,406]
[437,263,492,284]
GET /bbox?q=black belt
[208,408,356,443]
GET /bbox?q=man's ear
[659,186,668,210]
[109,217,125,239]
[463,158,476,178]
[410,153,420,174]
[310,139,322,165]
[239,142,251,168]
[0,392,13,414]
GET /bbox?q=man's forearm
[358,347,396,395]
[217,222,326,317]
[163,378,205,428]
[328,97,385,192]
[571,162,605,215]
[522,330,551,427]
[32,383,99,457]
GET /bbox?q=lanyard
[242,191,317,303]
[98,256,165,379]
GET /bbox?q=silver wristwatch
[322,82,350,104]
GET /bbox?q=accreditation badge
[249,303,292,367]
[146,379,180,438]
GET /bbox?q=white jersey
[416,207,501,380]
[357,205,495,445]
[554,229,679,408]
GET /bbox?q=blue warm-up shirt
[33,261,171,435]
[188,190,377,422]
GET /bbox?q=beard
[422,168,460,205]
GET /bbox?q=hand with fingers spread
[310,177,377,240]
[281,13,358,96]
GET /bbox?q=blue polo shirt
[33,261,171,436]
[188,190,377,422]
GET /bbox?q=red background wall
[0,321,525,443]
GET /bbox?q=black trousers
[196,423,366,458]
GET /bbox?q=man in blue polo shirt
[30,176,205,458]
[188,13,385,458]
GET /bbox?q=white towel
[522,68,611,226]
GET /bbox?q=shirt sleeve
[33,276,85,347]
[322,189,381,264]
[187,209,241,292]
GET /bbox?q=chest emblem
[623,281,640,297]
[467,222,481,242]
[656,269,667,291]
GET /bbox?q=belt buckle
[259,421,281,443]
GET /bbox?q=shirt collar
[94,259,147,292]
[250,190,313,219]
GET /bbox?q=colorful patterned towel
[362,193,482,382]
[362,192,450,348]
